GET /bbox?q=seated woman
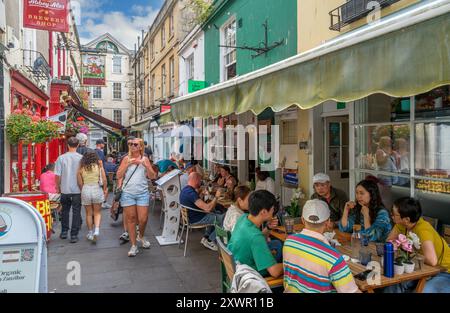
[386,197,450,293]
[218,166,238,198]
[255,170,275,195]
[339,179,392,242]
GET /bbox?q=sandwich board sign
[0,197,47,293]
[155,169,182,246]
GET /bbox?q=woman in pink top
[40,163,60,201]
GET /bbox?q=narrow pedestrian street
[48,198,221,293]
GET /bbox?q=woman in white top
[255,170,275,195]
[223,185,251,232]
[116,138,157,257]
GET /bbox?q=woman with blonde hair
[77,151,108,243]
[116,138,157,257]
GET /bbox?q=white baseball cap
[312,173,330,184]
[302,199,330,224]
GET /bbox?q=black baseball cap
[96,139,105,145]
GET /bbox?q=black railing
[329,0,401,31]
[22,49,51,80]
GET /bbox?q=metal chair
[178,205,216,257]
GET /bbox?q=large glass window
[353,87,450,224]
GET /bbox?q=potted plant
[286,188,305,224]
[391,233,421,274]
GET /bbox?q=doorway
[324,116,349,196]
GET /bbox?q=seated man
[310,173,348,226]
[228,190,283,279]
[179,172,225,251]
[283,199,360,293]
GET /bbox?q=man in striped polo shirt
[283,199,360,293]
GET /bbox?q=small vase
[394,263,405,275]
[404,261,415,273]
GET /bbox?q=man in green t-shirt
[228,190,283,278]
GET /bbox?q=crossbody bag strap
[122,165,140,190]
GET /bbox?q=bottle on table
[383,242,395,278]
[350,225,361,259]
[359,235,371,265]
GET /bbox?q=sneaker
[86,231,93,241]
[60,232,68,239]
[128,245,139,257]
[119,231,129,242]
[92,231,99,244]
[201,239,218,251]
[137,236,151,249]
[70,236,79,243]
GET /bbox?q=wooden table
[217,197,233,208]
[270,224,444,293]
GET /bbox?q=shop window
[354,93,411,124]
[415,122,450,183]
[355,124,411,176]
[415,85,450,119]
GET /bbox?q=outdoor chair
[178,205,216,257]
[443,224,450,246]
[217,236,236,292]
[216,236,284,292]
[215,224,232,292]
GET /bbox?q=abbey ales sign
[23,0,69,33]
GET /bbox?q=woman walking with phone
[116,138,157,257]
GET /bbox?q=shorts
[120,191,150,207]
[81,185,104,206]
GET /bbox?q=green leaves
[6,113,60,144]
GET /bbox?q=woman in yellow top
[387,197,450,293]
[77,152,108,243]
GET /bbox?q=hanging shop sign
[23,0,69,33]
[81,54,106,86]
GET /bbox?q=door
[324,116,349,196]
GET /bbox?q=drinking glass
[414,255,425,270]
[359,250,372,266]
[375,243,385,257]
[285,217,295,235]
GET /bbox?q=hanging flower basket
[6,111,60,144]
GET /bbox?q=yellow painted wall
[298,0,421,53]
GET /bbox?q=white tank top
[122,163,149,195]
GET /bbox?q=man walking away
[55,137,83,243]
[76,133,94,156]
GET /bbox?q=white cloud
[77,2,158,50]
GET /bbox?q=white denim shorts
[81,184,104,206]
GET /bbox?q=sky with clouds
[75,0,164,50]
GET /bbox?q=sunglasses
[128,143,140,147]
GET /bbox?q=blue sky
[76,0,164,49]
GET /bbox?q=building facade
[1,0,83,193]
[82,33,133,149]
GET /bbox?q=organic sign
[23,0,69,33]
[82,54,106,86]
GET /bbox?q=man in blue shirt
[179,172,224,251]
[95,139,107,168]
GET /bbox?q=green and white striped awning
[171,2,450,121]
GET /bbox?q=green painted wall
[204,0,297,85]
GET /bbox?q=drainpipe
[134,43,137,123]
[0,53,5,194]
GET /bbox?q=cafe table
[270,224,445,293]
